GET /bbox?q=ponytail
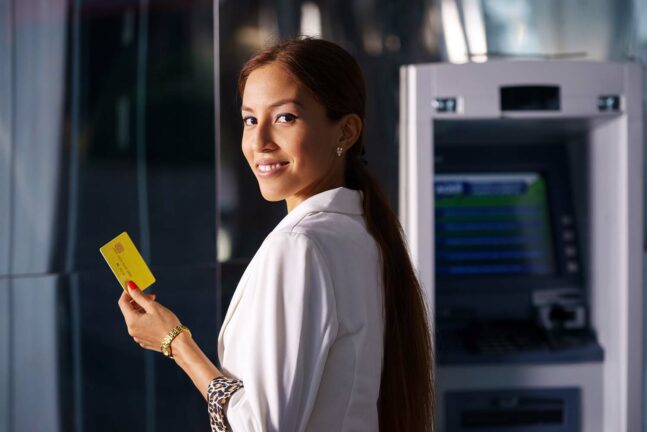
[347,153,435,432]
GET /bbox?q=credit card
[99,232,155,293]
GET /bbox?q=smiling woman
[119,36,434,432]
[239,64,360,211]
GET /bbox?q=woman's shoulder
[263,211,378,272]
[275,209,370,245]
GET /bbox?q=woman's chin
[258,187,286,202]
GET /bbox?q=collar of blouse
[273,186,363,233]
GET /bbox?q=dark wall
[2,1,219,431]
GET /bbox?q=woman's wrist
[167,331,222,400]
[169,331,200,366]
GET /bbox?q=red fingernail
[127,281,138,290]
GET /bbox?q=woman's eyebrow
[241,99,305,112]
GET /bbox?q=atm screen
[435,173,556,277]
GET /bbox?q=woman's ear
[337,114,363,151]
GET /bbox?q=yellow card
[99,232,155,293]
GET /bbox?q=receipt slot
[399,61,643,432]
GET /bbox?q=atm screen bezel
[433,142,583,293]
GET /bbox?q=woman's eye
[242,116,257,126]
[276,113,297,123]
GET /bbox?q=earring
[336,146,343,157]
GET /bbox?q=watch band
[161,324,191,359]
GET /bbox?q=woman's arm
[219,232,339,431]
[118,285,223,401]
[119,285,245,432]
[170,331,223,400]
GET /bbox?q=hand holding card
[100,232,156,293]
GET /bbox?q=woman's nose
[250,122,277,152]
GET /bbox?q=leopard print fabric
[208,376,244,432]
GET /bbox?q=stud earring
[336,146,343,157]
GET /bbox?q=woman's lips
[256,161,289,177]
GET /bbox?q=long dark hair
[238,37,434,431]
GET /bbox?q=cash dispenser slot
[446,388,580,432]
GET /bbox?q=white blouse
[212,187,384,431]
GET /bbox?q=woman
[118,37,434,431]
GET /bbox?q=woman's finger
[123,294,146,313]
[118,292,138,321]
[128,293,155,313]
[130,301,145,313]
[126,281,154,312]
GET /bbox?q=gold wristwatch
[161,325,191,359]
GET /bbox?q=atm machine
[399,61,643,432]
